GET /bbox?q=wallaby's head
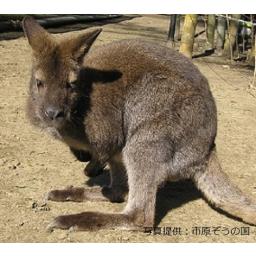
[22,16,102,130]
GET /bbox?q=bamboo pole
[248,36,255,65]
[252,34,256,88]
[225,15,234,63]
[247,16,255,66]
[0,15,122,32]
[0,14,60,21]
[175,15,181,41]
[167,15,177,42]
[37,15,122,28]
[206,15,216,50]
[216,15,226,55]
[179,14,198,58]
[223,14,241,58]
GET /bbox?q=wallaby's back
[85,39,210,94]
[85,39,217,177]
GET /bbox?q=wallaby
[22,16,256,232]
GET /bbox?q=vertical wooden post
[179,14,198,58]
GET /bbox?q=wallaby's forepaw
[46,186,86,202]
[83,163,104,177]
[47,212,135,232]
[69,147,104,177]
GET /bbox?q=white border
[1,243,256,256]
[1,0,255,253]
[1,0,256,14]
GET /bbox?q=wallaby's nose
[45,107,64,120]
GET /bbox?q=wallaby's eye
[36,79,44,89]
[66,81,77,91]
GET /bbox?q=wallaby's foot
[46,185,126,203]
[47,186,87,202]
[47,212,142,232]
[83,161,104,177]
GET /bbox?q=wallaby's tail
[193,148,256,225]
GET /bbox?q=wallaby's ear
[22,16,54,53]
[65,28,102,62]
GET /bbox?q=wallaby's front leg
[83,158,105,177]
[69,147,104,177]
[48,141,166,231]
[70,147,92,162]
[47,153,128,203]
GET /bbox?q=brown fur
[22,16,256,232]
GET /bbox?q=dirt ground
[0,15,256,242]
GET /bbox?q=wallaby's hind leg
[47,154,128,203]
[121,143,166,228]
[48,141,167,231]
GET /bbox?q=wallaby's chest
[63,136,90,151]
[59,124,91,152]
